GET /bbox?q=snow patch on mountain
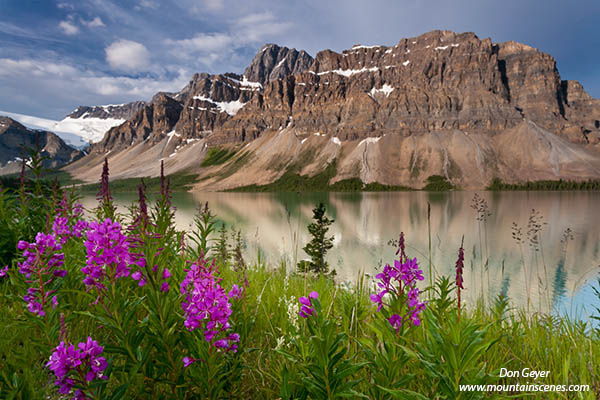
[192,96,247,116]
[369,84,394,97]
[0,110,91,148]
[55,117,125,144]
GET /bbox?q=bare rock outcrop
[0,117,83,175]
[67,30,600,188]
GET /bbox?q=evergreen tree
[301,202,335,274]
[215,223,230,267]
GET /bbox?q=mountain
[55,101,147,144]
[0,101,146,148]
[65,31,600,189]
[0,117,84,175]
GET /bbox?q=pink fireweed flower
[371,249,427,330]
[396,257,424,286]
[129,183,149,232]
[46,337,107,398]
[298,291,318,318]
[395,232,407,262]
[228,284,243,299]
[0,265,8,277]
[160,281,169,292]
[455,244,465,290]
[455,238,465,319]
[18,232,66,316]
[180,257,239,353]
[388,314,402,332]
[370,290,387,312]
[82,219,143,290]
[182,356,196,367]
[52,194,89,244]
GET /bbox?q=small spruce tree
[301,202,334,274]
[215,223,230,267]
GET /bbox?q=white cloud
[83,17,105,28]
[164,12,291,67]
[201,0,225,11]
[105,40,150,71]
[59,20,80,35]
[0,57,190,118]
[237,12,291,42]
[0,58,78,78]
[165,33,233,53]
[57,2,74,9]
[137,0,159,9]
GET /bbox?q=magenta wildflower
[97,158,112,205]
[370,290,387,312]
[182,356,195,367]
[455,242,465,290]
[298,291,319,318]
[18,232,66,316]
[82,219,142,290]
[160,281,170,292]
[455,237,465,320]
[180,256,239,353]
[130,183,149,232]
[388,314,402,332]
[46,337,107,398]
[371,248,427,330]
[228,284,243,299]
[395,232,407,262]
[51,194,89,244]
[159,160,173,207]
[0,265,8,277]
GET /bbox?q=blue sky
[1,0,599,119]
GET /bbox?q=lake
[80,190,600,317]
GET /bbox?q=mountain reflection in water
[80,190,600,316]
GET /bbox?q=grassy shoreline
[2,262,599,399]
[0,165,599,399]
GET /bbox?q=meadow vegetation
[0,156,599,399]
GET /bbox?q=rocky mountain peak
[0,116,84,175]
[67,30,600,189]
[0,116,27,133]
[243,43,313,84]
[66,101,147,121]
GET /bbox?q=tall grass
[0,165,599,399]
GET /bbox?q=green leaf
[110,384,129,400]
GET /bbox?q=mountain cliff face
[53,101,148,145]
[66,31,600,189]
[66,102,147,120]
[0,117,84,175]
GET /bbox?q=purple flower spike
[299,296,311,306]
[131,270,143,281]
[182,357,195,367]
[82,219,138,290]
[52,194,89,244]
[228,284,243,299]
[180,256,239,352]
[388,314,402,332]
[17,232,66,316]
[298,290,319,318]
[0,266,8,277]
[371,238,427,331]
[47,337,107,398]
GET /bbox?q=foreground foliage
[0,160,599,399]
